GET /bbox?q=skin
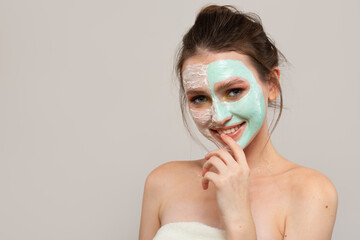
[139,51,338,240]
[183,59,266,149]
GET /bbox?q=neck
[243,122,281,174]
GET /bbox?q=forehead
[183,60,252,80]
[182,51,253,72]
[183,60,253,88]
[182,52,263,90]
[182,64,208,90]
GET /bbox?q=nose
[212,98,233,125]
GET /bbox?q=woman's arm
[139,169,162,240]
[202,134,257,240]
[285,171,338,240]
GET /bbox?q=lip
[210,121,246,141]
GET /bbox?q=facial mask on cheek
[207,59,266,148]
[183,59,266,149]
[183,65,217,142]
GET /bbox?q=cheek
[189,108,212,127]
[258,81,269,107]
[225,85,266,123]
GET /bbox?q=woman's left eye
[227,88,243,97]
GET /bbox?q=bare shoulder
[284,164,338,238]
[275,161,339,239]
[139,160,202,239]
[288,165,338,205]
[147,160,201,180]
[145,160,202,194]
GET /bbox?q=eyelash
[189,88,244,104]
[226,88,243,98]
[190,95,208,104]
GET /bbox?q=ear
[268,67,280,101]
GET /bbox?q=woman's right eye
[190,95,208,104]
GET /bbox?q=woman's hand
[202,134,256,239]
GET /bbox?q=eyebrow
[214,78,247,91]
[185,89,208,96]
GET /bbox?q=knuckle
[209,156,220,163]
[219,149,227,154]
[205,157,214,164]
[209,155,218,160]
[208,157,217,165]
[209,150,219,155]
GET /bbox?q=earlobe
[268,67,280,101]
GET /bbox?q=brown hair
[175,5,286,146]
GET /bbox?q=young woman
[139,5,338,240]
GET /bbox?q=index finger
[220,133,246,165]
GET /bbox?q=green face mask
[183,59,266,149]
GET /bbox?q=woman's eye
[190,95,208,104]
[227,88,243,98]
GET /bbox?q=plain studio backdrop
[0,0,359,239]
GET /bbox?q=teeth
[216,124,242,135]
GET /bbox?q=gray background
[0,0,359,239]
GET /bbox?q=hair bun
[198,5,239,15]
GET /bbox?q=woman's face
[182,51,269,149]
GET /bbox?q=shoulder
[148,160,199,175]
[140,161,199,239]
[284,165,338,238]
[146,160,201,181]
[144,160,202,194]
[288,166,338,206]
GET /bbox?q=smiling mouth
[211,121,246,135]
[216,124,241,134]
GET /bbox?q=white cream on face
[182,64,208,90]
[183,59,266,149]
[183,64,215,141]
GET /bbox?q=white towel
[153,222,226,240]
